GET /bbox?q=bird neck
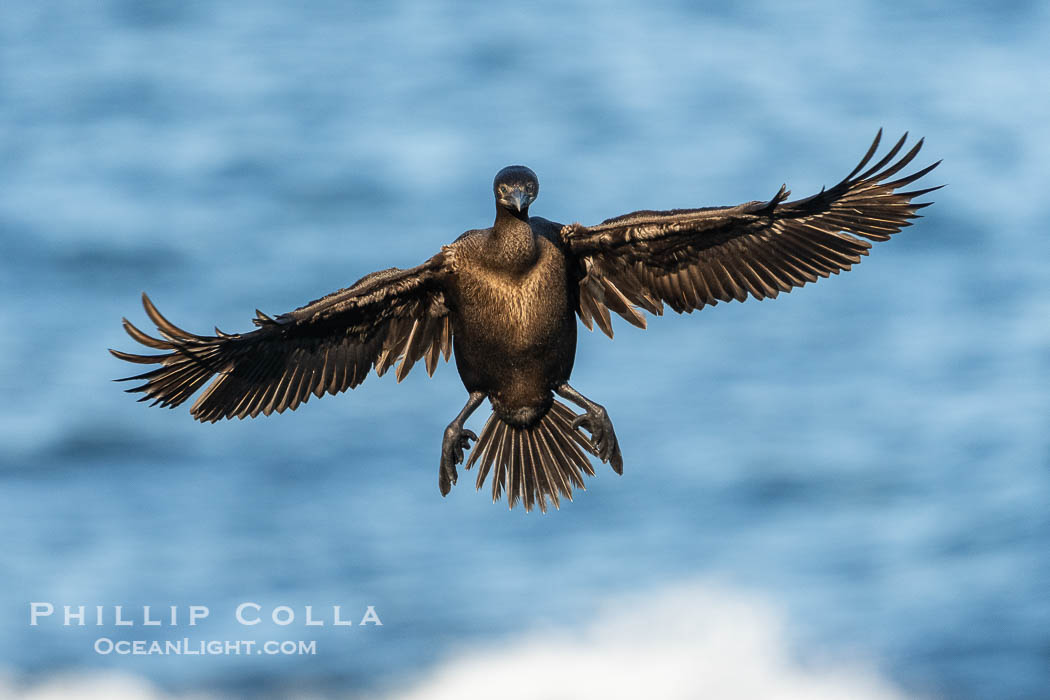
[491,206,537,273]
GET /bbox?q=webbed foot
[571,406,624,474]
[438,427,478,496]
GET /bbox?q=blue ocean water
[1,1,1048,698]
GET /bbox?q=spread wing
[110,252,454,422]
[561,131,941,336]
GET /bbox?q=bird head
[493,165,539,216]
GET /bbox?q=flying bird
[112,130,940,512]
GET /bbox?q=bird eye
[498,185,509,195]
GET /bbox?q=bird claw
[571,407,622,472]
[438,427,477,496]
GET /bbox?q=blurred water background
[1,1,1048,698]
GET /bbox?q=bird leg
[439,391,485,496]
[554,382,623,474]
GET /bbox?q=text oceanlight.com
[94,638,317,656]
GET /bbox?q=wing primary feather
[868,138,924,183]
[142,294,203,342]
[882,160,942,190]
[121,318,174,350]
[841,128,883,181]
[853,132,909,182]
[898,183,944,199]
[109,349,169,365]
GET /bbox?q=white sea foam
[0,670,169,700]
[1,582,906,700]
[379,582,905,700]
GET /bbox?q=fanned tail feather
[464,400,615,513]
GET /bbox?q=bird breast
[454,236,569,356]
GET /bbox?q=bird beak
[507,189,529,213]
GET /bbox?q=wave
[380,581,905,700]
[0,670,167,700]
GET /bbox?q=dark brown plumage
[111,131,940,512]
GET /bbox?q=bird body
[448,216,576,426]
[112,132,941,513]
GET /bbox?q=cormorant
[111,131,940,512]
